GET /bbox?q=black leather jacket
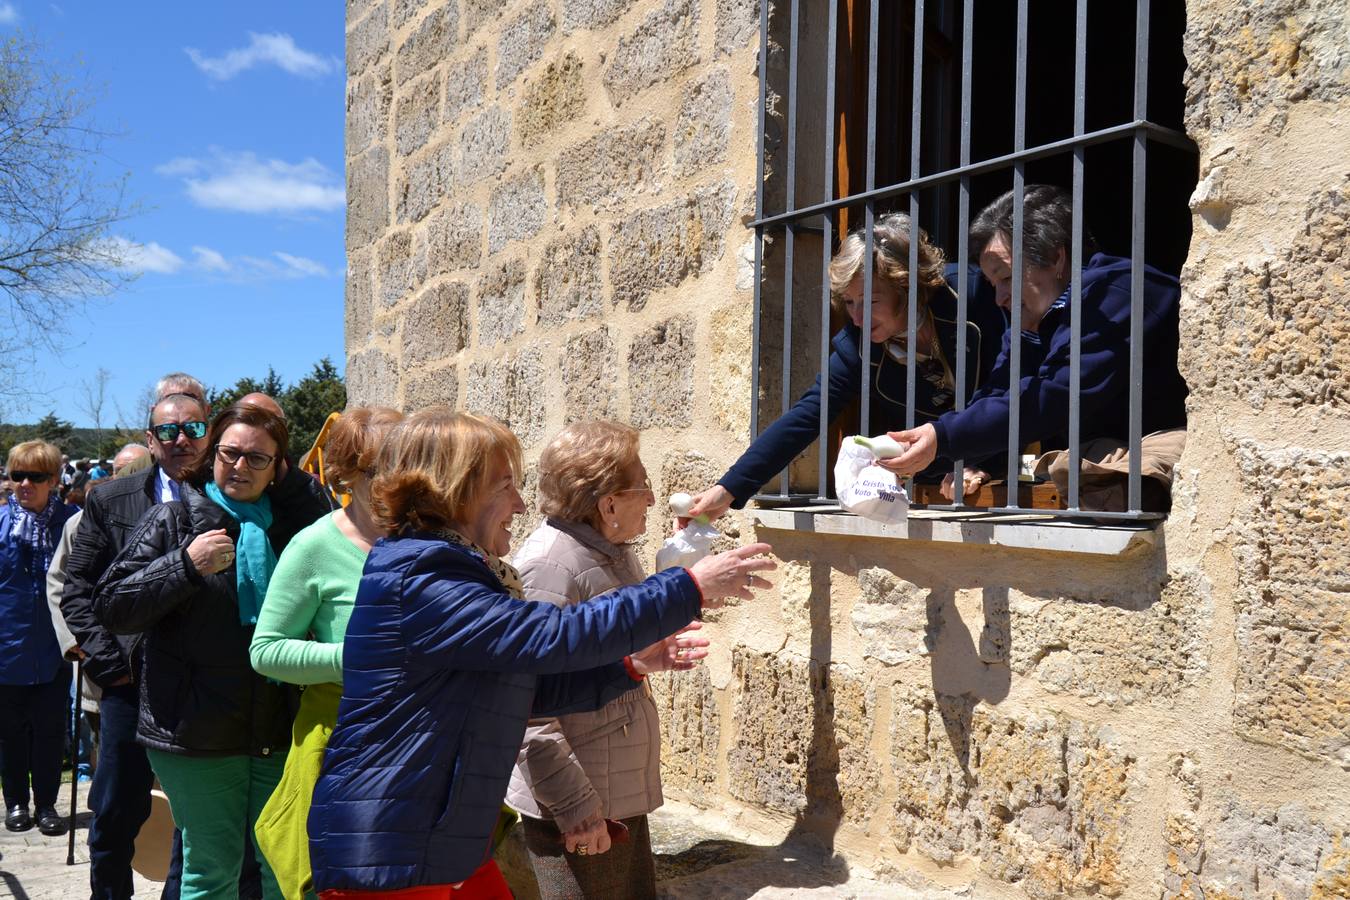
[92,476,329,757]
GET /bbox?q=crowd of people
[0,185,1186,900]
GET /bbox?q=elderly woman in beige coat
[508,421,708,899]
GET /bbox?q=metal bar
[915,504,1166,522]
[952,0,973,509]
[1068,0,1087,511]
[749,0,769,443]
[817,0,839,501]
[1128,0,1150,512]
[906,0,924,501]
[860,0,879,438]
[1006,0,1028,502]
[750,120,1195,229]
[778,0,802,496]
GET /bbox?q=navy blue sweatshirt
[719,266,1005,506]
[933,253,1188,464]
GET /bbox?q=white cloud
[274,252,329,278]
[0,3,19,25]
[155,149,344,215]
[185,32,336,81]
[101,237,185,275]
[191,245,230,273]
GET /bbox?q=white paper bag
[834,437,909,524]
[655,521,719,571]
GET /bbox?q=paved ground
[1,787,962,899]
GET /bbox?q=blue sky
[1,1,345,427]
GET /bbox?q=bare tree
[78,365,112,450]
[0,34,134,399]
[113,381,158,433]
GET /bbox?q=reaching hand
[941,466,991,501]
[681,485,734,528]
[689,543,776,607]
[187,529,235,575]
[629,621,710,674]
[877,424,939,477]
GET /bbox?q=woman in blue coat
[0,440,75,836]
[685,212,1004,521]
[307,409,775,898]
[884,185,1188,503]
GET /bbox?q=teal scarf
[204,482,276,626]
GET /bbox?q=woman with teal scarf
[94,405,330,900]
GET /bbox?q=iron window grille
[747,0,1198,522]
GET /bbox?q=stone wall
[345,0,1350,896]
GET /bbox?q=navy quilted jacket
[308,533,703,891]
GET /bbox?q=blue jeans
[89,683,159,900]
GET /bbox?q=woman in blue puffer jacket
[307,409,775,898]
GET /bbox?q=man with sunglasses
[59,390,210,900]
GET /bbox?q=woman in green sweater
[249,406,402,900]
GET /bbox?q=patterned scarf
[8,492,61,574]
[204,482,277,626]
[435,527,523,599]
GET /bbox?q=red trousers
[318,860,512,900]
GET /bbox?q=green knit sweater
[249,513,367,686]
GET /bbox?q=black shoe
[35,805,66,836]
[4,804,31,832]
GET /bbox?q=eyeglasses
[8,471,52,484]
[151,421,208,443]
[612,477,653,496]
[215,445,276,471]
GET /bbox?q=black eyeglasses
[8,471,52,485]
[151,421,208,443]
[215,445,276,471]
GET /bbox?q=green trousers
[148,749,288,900]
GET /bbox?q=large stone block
[347,145,390,251]
[443,47,488,125]
[727,648,828,814]
[517,52,586,144]
[890,692,1132,898]
[708,302,751,439]
[459,105,511,184]
[560,0,634,32]
[674,68,732,176]
[715,0,758,55]
[496,1,556,90]
[402,281,469,369]
[561,327,618,422]
[423,202,483,275]
[347,1,390,78]
[391,0,427,29]
[850,567,937,666]
[462,0,499,37]
[556,118,665,212]
[487,168,548,254]
[345,249,374,350]
[347,347,400,407]
[650,666,720,795]
[1181,185,1350,412]
[346,62,392,156]
[475,259,527,347]
[394,74,441,158]
[403,364,458,412]
[395,138,455,224]
[627,316,695,429]
[464,342,549,447]
[1231,441,1350,768]
[395,2,457,83]
[1160,754,1203,900]
[610,182,736,311]
[1202,801,1342,900]
[1184,0,1350,135]
[376,229,427,308]
[1008,568,1212,706]
[535,226,603,326]
[602,0,699,107]
[830,665,879,825]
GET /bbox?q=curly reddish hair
[325,406,404,492]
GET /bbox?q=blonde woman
[686,213,1006,520]
[509,421,706,899]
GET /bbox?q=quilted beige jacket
[506,517,665,830]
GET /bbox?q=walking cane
[67,658,83,866]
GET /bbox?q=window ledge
[748,505,1158,557]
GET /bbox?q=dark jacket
[0,501,75,685]
[932,253,1188,463]
[59,466,160,687]
[308,536,703,891]
[91,476,329,757]
[719,265,1005,504]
